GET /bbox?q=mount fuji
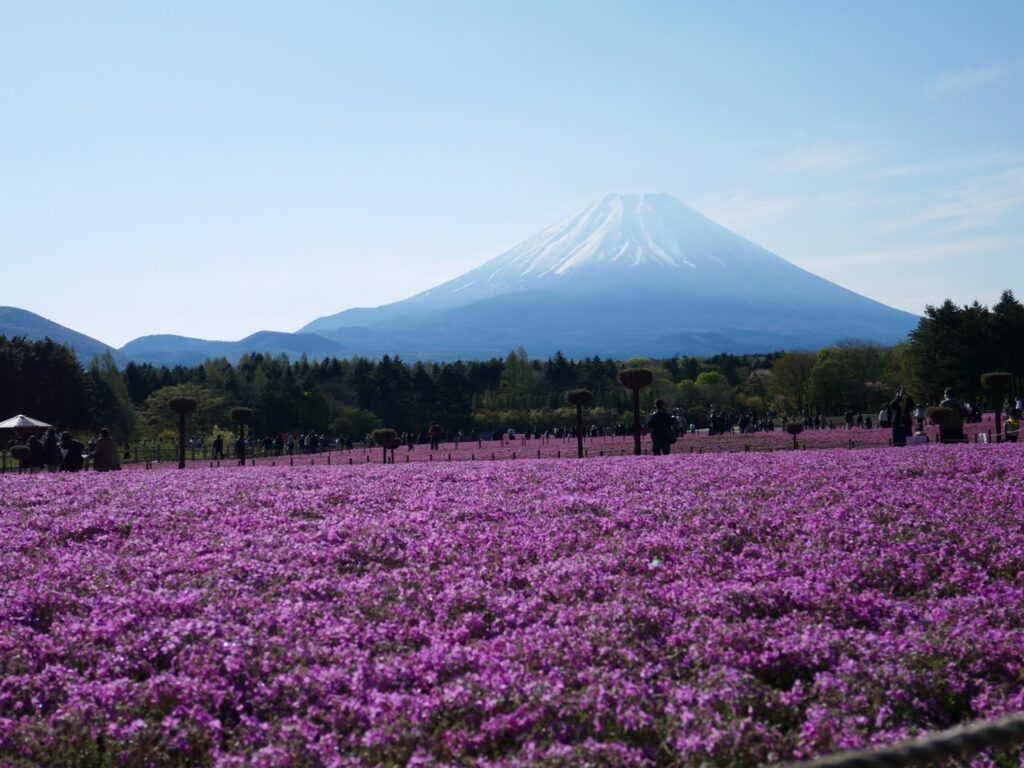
[299,193,918,359]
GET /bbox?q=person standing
[939,387,967,442]
[60,432,85,471]
[1004,409,1020,443]
[889,388,915,447]
[913,402,926,432]
[42,428,61,471]
[672,408,686,440]
[428,421,443,451]
[92,427,121,471]
[647,399,676,456]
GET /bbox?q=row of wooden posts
[161,375,643,470]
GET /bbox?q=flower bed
[2,445,1023,765]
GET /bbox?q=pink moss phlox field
[2,446,1024,766]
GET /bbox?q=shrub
[169,397,199,469]
[980,371,1012,391]
[566,389,593,407]
[230,407,254,425]
[785,422,803,449]
[617,368,653,390]
[372,429,401,463]
[231,408,255,466]
[617,369,653,456]
[566,390,593,458]
[168,397,198,416]
[10,444,31,471]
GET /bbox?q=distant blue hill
[0,306,122,364]
[0,307,351,367]
[118,331,348,366]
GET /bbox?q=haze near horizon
[2,2,1022,348]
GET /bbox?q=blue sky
[2,1,1022,347]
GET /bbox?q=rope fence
[779,712,1024,768]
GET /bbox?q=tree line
[3,290,1022,443]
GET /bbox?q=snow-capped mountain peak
[297,193,918,359]
[410,193,785,304]
[507,193,694,276]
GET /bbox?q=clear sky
[2,1,1022,347]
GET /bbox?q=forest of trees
[3,290,1023,444]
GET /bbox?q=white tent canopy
[0,414,53,430]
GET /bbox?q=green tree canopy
[767,352,816,413]
[137,384,230,438]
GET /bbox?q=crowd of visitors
[6,426,121,472]
[6,386,1023,470]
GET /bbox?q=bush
[168,397,198,416]
[980,371,1012,391]
[566,389,593,407]
[617,368,653,390]
[372,428,398,447]
[230,407,254,425]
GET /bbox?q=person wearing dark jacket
[647,399,677,456]
[889,387,915,447]
[60,432,85,471]
[43,428,61,471]
[92,427,121,471]
[939,388,967,442]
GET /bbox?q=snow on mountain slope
[298,193,919,358]
[479,193,764,274]
[302,193,900,335]
[404,193,800,307]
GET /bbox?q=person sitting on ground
[92,427,121,471]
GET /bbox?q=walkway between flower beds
[67,416,1010,472]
